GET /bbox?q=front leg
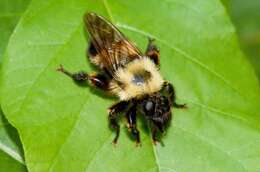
[145,38,160,66]
[57,65,109,90]
[126,104,141,146]
[162,82,187,108]
[108,101,130,144]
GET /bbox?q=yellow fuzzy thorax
[110,57,164,100]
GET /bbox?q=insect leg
[163,82,187,108]
[57,65,110,90]
[151,124,159,145]
[87,73,110,90]
[145,38,160,65]
[57,64,88,81]
[108,101,130,144]
[126,105,141,146]
[151,111,172,145]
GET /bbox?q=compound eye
[145,101,154,112]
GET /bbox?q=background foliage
[227,0,260,79]
[0,0,259,172]
[0,0,30,171]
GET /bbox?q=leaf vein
[84,134,112,172]
[47,93,89,171]
[183,99,259,130]
[174,125,247,172]
[116,23,246,100]
[11,24,82,123]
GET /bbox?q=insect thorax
[109,57,164,100]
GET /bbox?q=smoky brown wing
[84,12,142,74]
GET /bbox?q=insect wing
[84,13,142,75]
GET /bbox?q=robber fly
[57,12,186,146]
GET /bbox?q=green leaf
[1,0,260,172]
[228,0,260,79]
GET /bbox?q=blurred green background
[226,0,260,80]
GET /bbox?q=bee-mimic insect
[57,12,187,146]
